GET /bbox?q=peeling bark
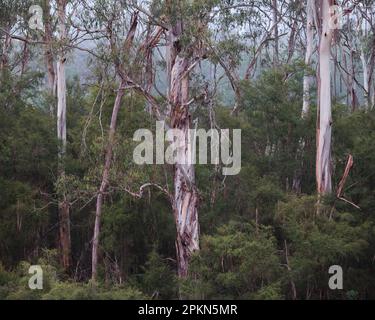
[337,154,353,198]
[167,19,199,278]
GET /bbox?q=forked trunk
[91,83,125,281]
[91,12,138,281]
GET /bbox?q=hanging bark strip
[336,154,353,198]
[329,154,359,219]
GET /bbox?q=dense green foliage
[1,63,375,299]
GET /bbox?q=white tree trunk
[302,0,315,117]
[292,0,316,193]
[316,0,334,195]
[57,60,66,152]
[56,0,71,270]
[360,49,369,109]
[167,21,199,278]
[43,0,56,113]
[272,0,279,66]
[57,0,67,164]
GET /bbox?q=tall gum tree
[292,0,317,193]
[43,0,55,102]
[166,0,200,278]
[56,0,71,271]
[91,11,139,282]
[302,0,315,117]
[316,0,335,195]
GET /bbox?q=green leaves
[275,195,372,299]
[184,221,282,299]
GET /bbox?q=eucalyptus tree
[77,0,141,281]
[316,0,335,195]
[74,0,165,281]
[349,1,375,110]
[81,0,221,279]
[42,0,56,109]
[54,0,71,271]
[163,0,206,278]
[292,0,316,193]
[0,0,73,270]
[0,0,33,72]
[302,0,316,117]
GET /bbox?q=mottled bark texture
[167,18,199,278]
